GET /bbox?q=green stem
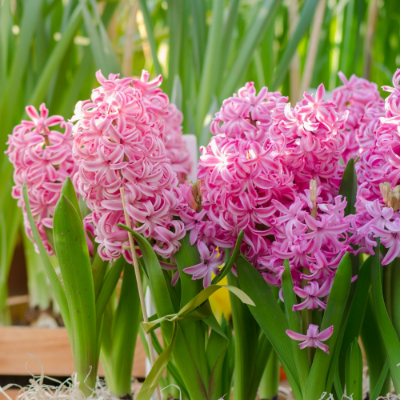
[383,262,393,319]
[260,350,280,400]
[391,257,400,338]
[227,273,260,400]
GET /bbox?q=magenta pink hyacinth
[6,104,77,255]
[72,70,188,263]
[331,72,382,163]
[286,324,334,353]
[198,82,352,298]
[351,69,400,263]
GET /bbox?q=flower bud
[310,180,318,204]
[380,182,390,204]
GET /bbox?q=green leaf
[174,234,209,387]
[345,338,363,400]
[282,263,309,392]
[305,254,352,399]
[27,6,83,107]
[190,0,206,79]
[118,223,209,399]
[338,256,371,385]
[23,184,70,332]
[53,195,97,394]
[253,334,273,400]
[109,260,141,397]
[361,295,390,396]
[236,255,302,400]
[171,75,183,111]
[60,177,81,218]
[212,231,244,285]
[339,158,358,216]
[370,239,400,393]
[0,0,44,143]
[370,359,390,400]
[137,0,162,76]
[391,257,400,339]
[204,315,229,399]
[142,284,254,334]
[136,321,178,400]
[95,256,125,329]
[166,0,183,95]
[220,0,282,99]
[270,0,319,91]
[228,273,260,400]
[195,0,224,138]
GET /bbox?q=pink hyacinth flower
[183,241,222,288]
[286,324,334,353]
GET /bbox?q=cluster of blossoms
[6,104,76,254]
[72,70,191,262]
[351,69,400,264]
[194,82,355,351]
[196,82,352,303]
[331,72,382,162]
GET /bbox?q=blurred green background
[0,0,396,324]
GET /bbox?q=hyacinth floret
[331,72,382,162]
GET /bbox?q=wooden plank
[0,327,146,378]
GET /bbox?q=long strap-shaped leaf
[53,194,97,394]
[95,256,125,330]
[137,0,162,76]
[339,158,358,217]
[136,320,179,400]
[370,239,400,392]
[118,223,209,399]
[212,231,244,285]
[0,0,44,144]
[195,0,224,138]
[304,253,352,399]
[142,285,253,333]
[23,184,70,332]
[27,6,83,106]
[270,0,319,91]
[236,255,302,400]
[228,272,260,400]
[175,234,210,389]
[139,284,252,400]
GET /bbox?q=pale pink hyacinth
[196,82,352,296]
[331,72,382,162]
[6,104,77,254]
[352,69,400,263]
[286,324,334,353]
[72,70,186,263]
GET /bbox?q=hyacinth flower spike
[286,324,334,354]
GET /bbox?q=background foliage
[0,0,397,324]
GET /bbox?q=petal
[286,329,308,341]
[317,325,334,341]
